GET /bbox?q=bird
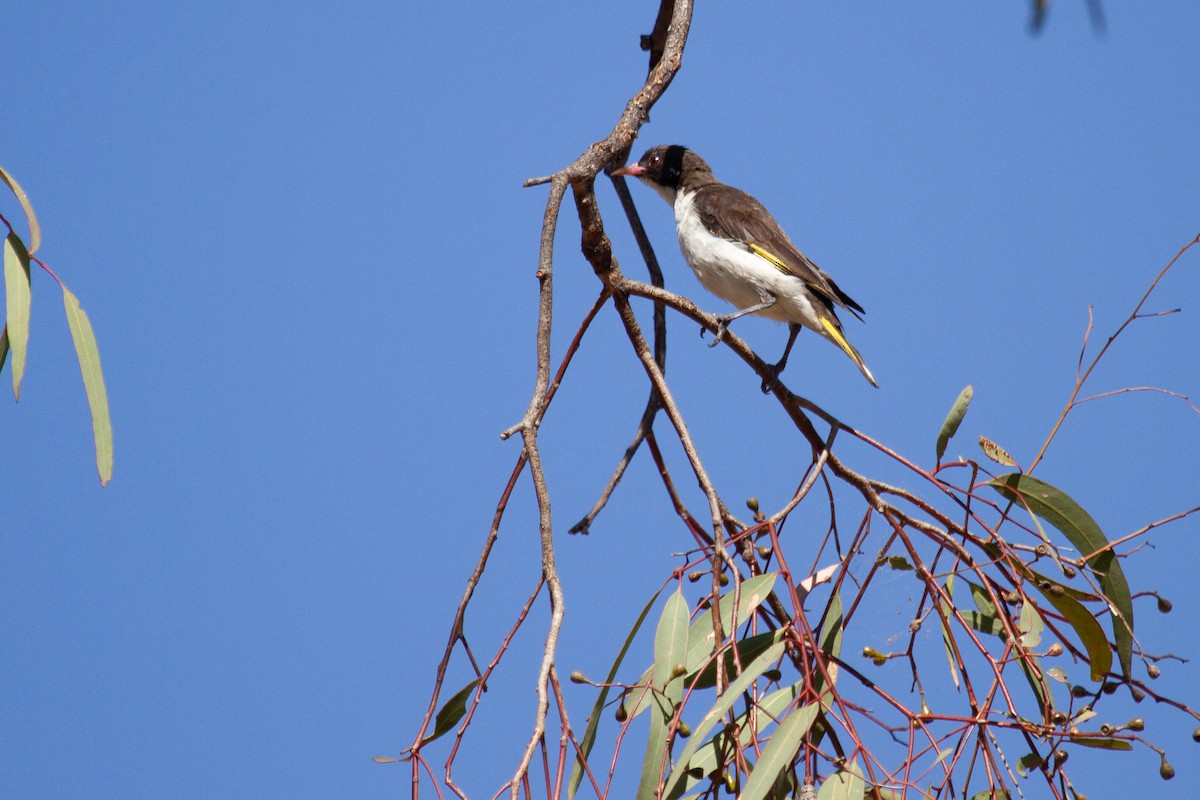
[611,145,877,392]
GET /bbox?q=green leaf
[1067,735,1134,751]
[967,581,998,617]
[935,385,973,462]
[988,473,1134,678]
[961,610,1005,638]
[737,702,820,800]
[634,590,691,800]
[1019,602,1044,648]
[569,585,665,800]
[63,286,113,485]
[1028,578,1112,681]
[660,640,787,799]
[881,555,913,571]
[815,760,866,800]
[688,630,781,690]
[684,573,777,674]
[0,165,41,254]
[3,233,31,400]
[938,576,961,689]
[667,680,803,797]
[814,592,843,694]
[969,790,1009,800]
[1016,753,1045,777]
[422,678,480,745]
[625,574,777,722]
[0,324,9,374]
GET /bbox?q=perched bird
[612,145,876,391]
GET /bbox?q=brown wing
[692,184,865,318]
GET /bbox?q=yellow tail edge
[818,317,878,388]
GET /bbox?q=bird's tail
[818,317,878,388]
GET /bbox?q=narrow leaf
[422,678,480,745]
[661,641,787,799]
[689,630,781,690]
[961,610,1005,638]
[737,702,819,800]
[0,324,8,374]
[684,573,777,674]
[3,233,31,400]
[63,286,113,485]
[989,474,1134,678]
[1067,735,1133,751]
[623,574,779,722]
[935,385,973,462]
[634,590,691,800]
[667,678,802,797]
[569,585,665,800]
[1016,653,1051,718]
[938,576,961,689]
[1028,578,1112,680]
[814,592,843,694]
[0,165,41,254]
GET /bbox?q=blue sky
[1,2,1198,798]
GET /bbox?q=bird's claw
[704,318,730,348]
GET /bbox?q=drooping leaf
[624,574,778,722]
[815,760,866,800]
[667,679,803,798]
[935,385,973,462]
[969,790,1009,800]
[0,324,9,374]
[689,630,782,690]
[988,473,1134,678]
[938,576,961,689]
[1028,578,1112,681]
[737,702,820,800]
[814,592,843,695]
[1016,652,1051,719]
[660,641,787,799]
[422,678,480,745]
[961,610,1006,638]
[0,165,41,254]
[63,286,113,485]
[684,573,777,674]
[1019,602,1044,648]
[569,585,665,799]
[634,590,691,800]
[3,233,31,400]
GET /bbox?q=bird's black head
[612,145,715,204]
[637,144,688,189]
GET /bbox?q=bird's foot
[761,358,791,394]
[703,317,731,348]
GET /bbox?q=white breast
[673,190,822,331]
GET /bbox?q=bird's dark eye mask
[662,145,687,187]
